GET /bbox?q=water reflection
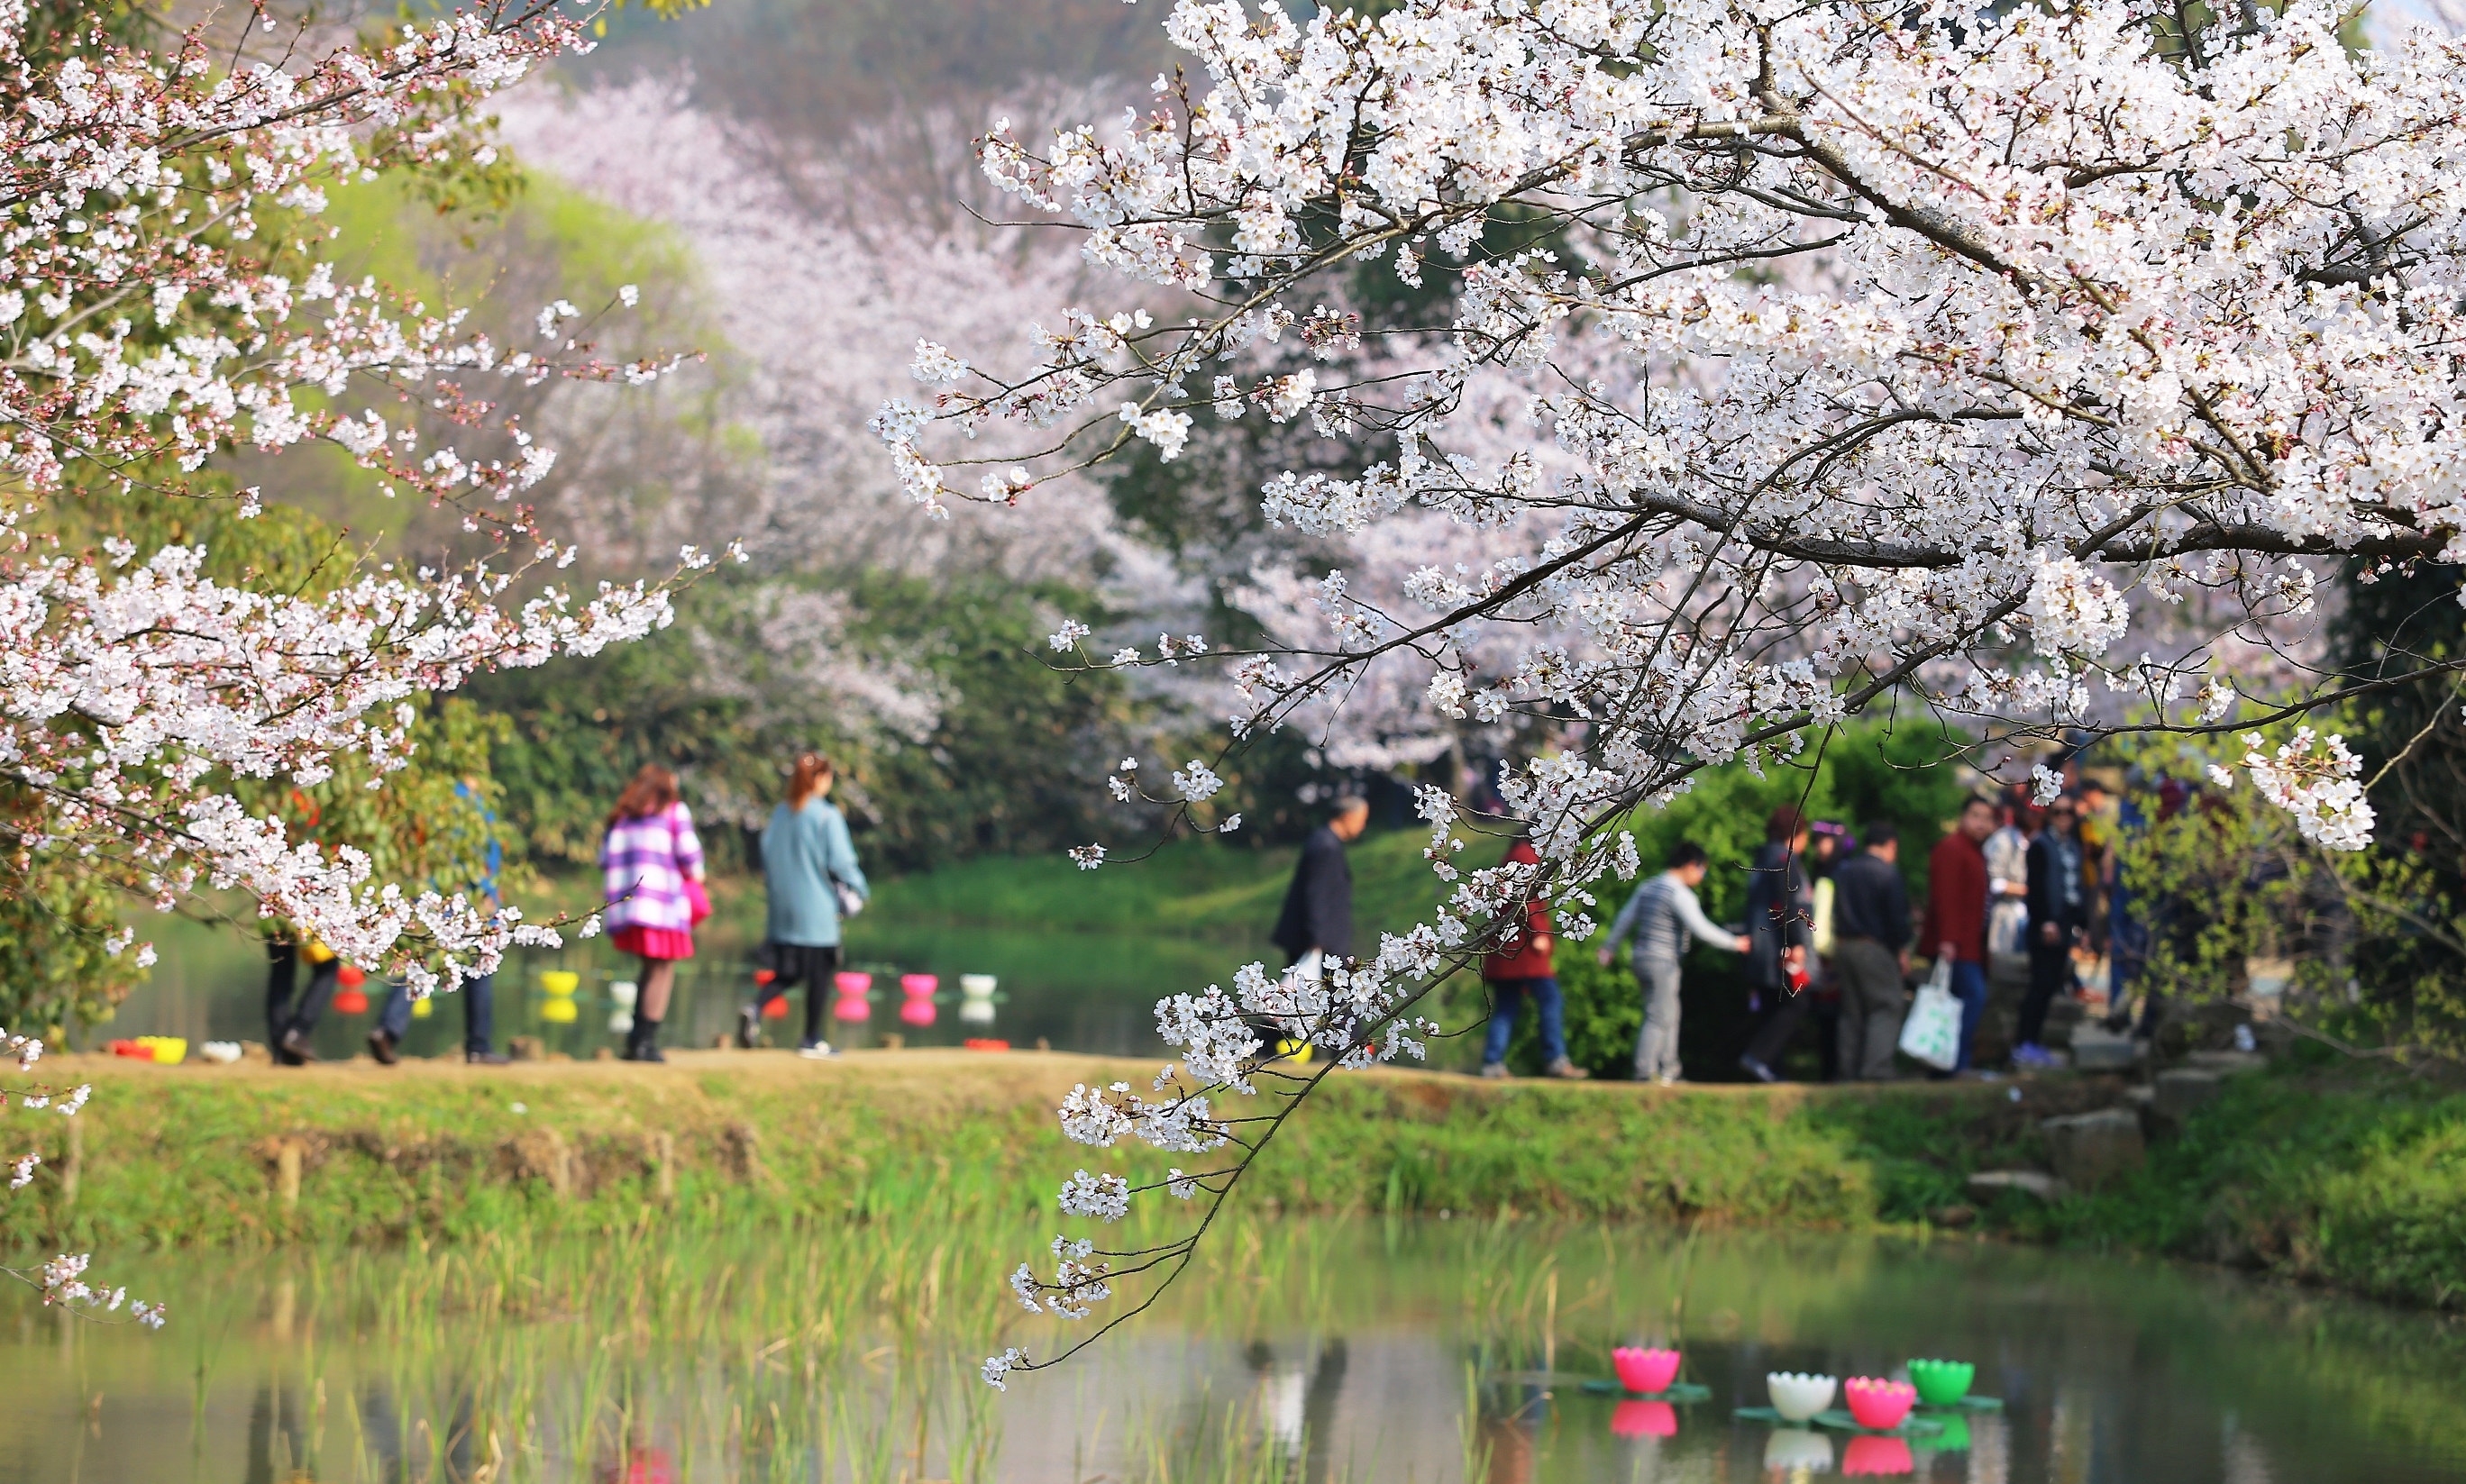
[3,1227,2461,1483]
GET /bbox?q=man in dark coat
[2014,795,2088,1068]
[1739,805,1816,1082]
[1272,795,1368,966]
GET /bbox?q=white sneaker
[797,1040,834,1060]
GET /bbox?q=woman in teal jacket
[740,752,869,1055]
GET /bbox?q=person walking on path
[1599,841,1749,1085]
[2014,796,2089,1069]
[1921,795,1999,1073]
[1478,837,1590,1080]
[1267,795,1367,1063]
[601,764,707,1062]
[1738,806,1816,1083]
[740,752,868,1058]
[370,778,509,1066]
[1830,821,1912,1080]
[264,935,342,1064]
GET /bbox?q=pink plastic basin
[900,973,938,997]
[1611,1347,1682,1396]
[833,971,872,994]
[1610,1400,1676,1438]
[900,998,936,1026]
[1843,1378,1916,1432]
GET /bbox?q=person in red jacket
[1477,838,1591,1079]
[1920,795,1999,1073]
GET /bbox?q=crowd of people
[1465,776,2132,1084]
[256,751,2131,1082]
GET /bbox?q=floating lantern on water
[1766,1373,1837,1424]
[135,1035,187,1064]
[1841,1434,1914,1476]
[411,994,434,1019]
[332,964,369,1015]
[959,974,998,1025]
[1612,1347,1683,1396]
[1610,1400,1676,1439]
[833,971,873,1023]
[1904,1359,1974,1407]
[1763,1429,1832,1473]
[900,973,938,1027]
[540,970,580,996]
[608,979,637,1035]
[1843,1379,1916,1432]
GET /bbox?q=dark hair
[610,764,680,826]
[1861,819,1898,849]
[1666,841,1709,870]
[1328,794,1368,819]
[1765,805,1810,842]
[1961,793,1998,815]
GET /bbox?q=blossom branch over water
[895,0,2466,1378]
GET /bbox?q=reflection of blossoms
[2243,730,2376,852]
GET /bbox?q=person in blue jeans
[1477,837,1590,1079]
[369,778,509,1066]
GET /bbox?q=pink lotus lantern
[832,971,872,1023]
[1610,1400,1676,1438]
[1841,1434,1914,1475]
[1843,1378,1917,1432]
[1611,1347,1682,1396]
[899,972,938,1027]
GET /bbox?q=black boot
[627,1015,665,1063]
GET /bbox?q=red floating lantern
[752,969,776,987]
[964,1038,1009,1052]
[332,986,370,1015]
[761,997,790,1020]
[336,964,366,988]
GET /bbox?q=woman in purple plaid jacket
[600,764,706,1061]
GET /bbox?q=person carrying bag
[742,752,868,1058]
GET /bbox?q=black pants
[2017,926,2077,1048]
[757,943,842,1042]
[266,940,340,1046]
[1742,979,1809,1070]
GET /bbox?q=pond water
[108,910,1228,1062]
[3,1222,2459,1484]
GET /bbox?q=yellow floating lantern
[540,970,580,996]
[539,997,579,1024]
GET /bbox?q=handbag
[1897,955,1963,1071]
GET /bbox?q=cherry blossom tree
[3,2,705,1316]
[882,0,2466,1384]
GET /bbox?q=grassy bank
[11,1052,2462,1311]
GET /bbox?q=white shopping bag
[1897,956,1963,1071]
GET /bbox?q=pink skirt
[613,924,695,961]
